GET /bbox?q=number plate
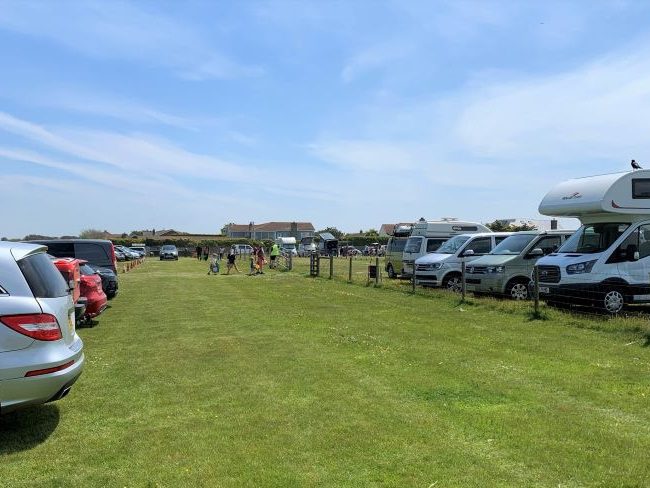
[539,286,550,294]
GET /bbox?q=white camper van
[536,170,650,313]
[384,224,412,278]
[401,219,491,278]
[414,232,513,290]
[276,237,298,256]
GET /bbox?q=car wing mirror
[463,249,474,257]
[528,248,544,258]
[634,251,640,261]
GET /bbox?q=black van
[27,239,118,274]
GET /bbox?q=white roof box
[539,170,650,218]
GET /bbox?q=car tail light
[0,314,62,341]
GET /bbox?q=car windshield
[559,223,629,254]
[162,245,176,251]
[404,237,422,253]
[435,235,470,254]
[490,234,537,255]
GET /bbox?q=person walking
[203,246,210,261]
[196,245,202,260]
[226,247,240,274]
[270,242,280,269]
[256,246,266,274]
[218,246,224,261]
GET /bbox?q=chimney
[290,221,298,238]
[551,219,558,230]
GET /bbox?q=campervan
[536,170,650,313]
[276,237,298,256]
[464,230,575,299]
[414,232,513,289]
[384,224,412,278]
[298,236,317,256]
[401,219,491,278]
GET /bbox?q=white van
[414,232,513,290]
[298,237,316,256]
[402,219,491,277]
[384,224,412,278]
[536,170,650,313]
[276,237,298,256]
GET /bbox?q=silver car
[0,242,84,414]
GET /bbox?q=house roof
[228,222,315,232]
[379,223,413,235]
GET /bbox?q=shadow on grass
[0,404,60,454]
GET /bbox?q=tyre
[387,264,396,279]
[602,288,625,314]
[443,274,462,293]
[506,279,530,300]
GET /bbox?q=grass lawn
[2,257,650,486]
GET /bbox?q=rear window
[44,242,74,257]
[17,252,68,298]
[75,243,109,263]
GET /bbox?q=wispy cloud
[0,0,262,80]
[341,41,414,83]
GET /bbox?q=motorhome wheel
[507,279,530,300]
[602,288,624,314]
[387,264,396,279]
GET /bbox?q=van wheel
[506,279,530,300]
[443,274,462,293]
[387,264,396,279]
[602,288,625,314]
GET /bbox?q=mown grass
[2,257,650,487]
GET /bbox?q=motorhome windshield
[436,235,470,254]
[559,223,629,254]
[490,234,537,255]
[389,238,407,252]
[404,237,422,253]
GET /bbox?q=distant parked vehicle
[233,244,253,255]
[79,262,108,322]
[27,239,118,274]
[160,245,178,260]
[130,244,147,256]
[50,257,85,324]
[298,237,317,256]
[276,237,298,256]
[87,264,118,299]
[114,249,126,261]
[0,241,84,414]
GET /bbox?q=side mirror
[68,279,75,293]
[463,249,475,257]
[634,251,640,261]
[528,248,544,258]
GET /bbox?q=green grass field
[2,257,650,487]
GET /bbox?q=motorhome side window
[560,223,629,254]
[632,179,650,199]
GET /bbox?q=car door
[617,224,650,298]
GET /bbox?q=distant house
[379,222,413,236]
[224,222,315,240]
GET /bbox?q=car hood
[467,255,515,267]
[415,253,453,264]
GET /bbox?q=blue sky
[2,0,649,237]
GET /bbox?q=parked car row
[383,168,650,314]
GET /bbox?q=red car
[51,257,86,322]
[79,261,107,322]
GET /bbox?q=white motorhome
[536,170,650,313]
[414,232,513,289]
[276,237,298,256]
[401,219,491,277]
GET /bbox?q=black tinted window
[426,239,446,252]
[18,252,68,298]
[79,264,96,276]
[75,243,109,263]
[44,242,75,257]
[633,179,650,199]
